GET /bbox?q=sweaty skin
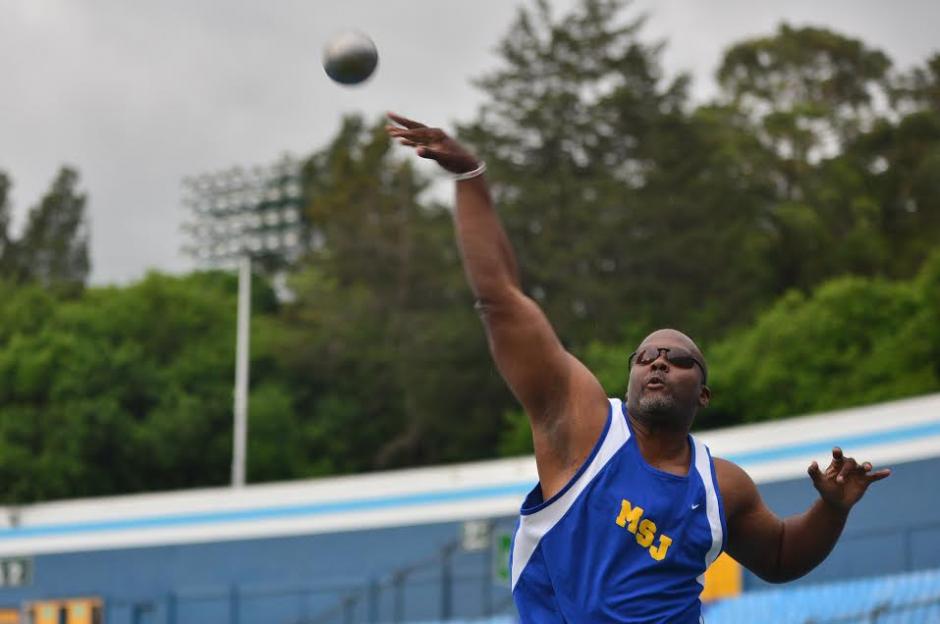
[386,113,890,584]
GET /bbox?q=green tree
[704,250,940,427]
[843,110,940,277]
[718,24,892,167]
[459,0,695,346]
[891,52,940,114]
[0,172,12,277]
[458,0,808,344]
[5,13,940,502]
[579,251,940,433]
[282,115,511,471]
[715,25,899,293]
[0,271,287,502]
[13,167,90,294]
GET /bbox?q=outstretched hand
[386,112,480,175]
[809,447,891,512]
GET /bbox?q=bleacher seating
[704,567,940,624]
[412,619,515,624]
[383,568,940,624]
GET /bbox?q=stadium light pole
[232,254,251,488]
[181,154,306,488]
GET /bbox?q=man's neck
[628,412,693,476]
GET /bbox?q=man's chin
[639,394,676,414]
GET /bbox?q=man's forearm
[774,498,849,582]
[454,176,521,300]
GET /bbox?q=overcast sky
[1,0,937,284]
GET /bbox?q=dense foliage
[582,251,940,433]
[0,0,937,501]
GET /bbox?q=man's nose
[650,356,669,372]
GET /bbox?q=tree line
[0,0,937,502]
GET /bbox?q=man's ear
[699,385,711,409]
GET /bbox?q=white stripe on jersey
[694,436,724,586]
[510,398,630,591]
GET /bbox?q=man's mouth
[645,375,666,390]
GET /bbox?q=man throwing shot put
[387,113,891,624]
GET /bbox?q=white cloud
[0,0,936,283]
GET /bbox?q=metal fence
[305,531,516,624]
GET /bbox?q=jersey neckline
[621,401,695,481]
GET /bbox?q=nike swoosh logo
[691,503,701,510]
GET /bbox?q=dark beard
[638,393,677,416]
[629,390,688,429]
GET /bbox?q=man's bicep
[718,459,783,581]
[477,290,586,420]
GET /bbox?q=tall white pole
[232,255,251,488]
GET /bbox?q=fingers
[837,456,858,483]
[384,120,476,173]
[830,447,853,483]
[387,126,445,146]
[387,112,426,129]
[829,447,891,484]
[808,461,823,484]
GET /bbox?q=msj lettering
[615,498,673,562]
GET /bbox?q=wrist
[454,161,486,181]
[818,494,851,516]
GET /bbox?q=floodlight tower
[181,153,306,487]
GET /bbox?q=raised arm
[387,113,607,492]
[716,448,891,583]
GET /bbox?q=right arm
[387,114,608,494]
[716,451,890,583]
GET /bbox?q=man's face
[625,331,709,426]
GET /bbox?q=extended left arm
[716,448,891,583]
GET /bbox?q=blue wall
[0,456,937,623]
[0,517,519,623]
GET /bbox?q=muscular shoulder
[713,456,760,522]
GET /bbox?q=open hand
[809,447,891,512]
[386,112,480,175]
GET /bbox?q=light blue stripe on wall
[2,419,937,541]
[724,420,940,465]
[0,483,532,539]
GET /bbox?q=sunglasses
[629,346,708,384]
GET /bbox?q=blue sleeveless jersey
[510,398,727,623]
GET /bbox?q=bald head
[626,328,710,430]
[636,329,708,383]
